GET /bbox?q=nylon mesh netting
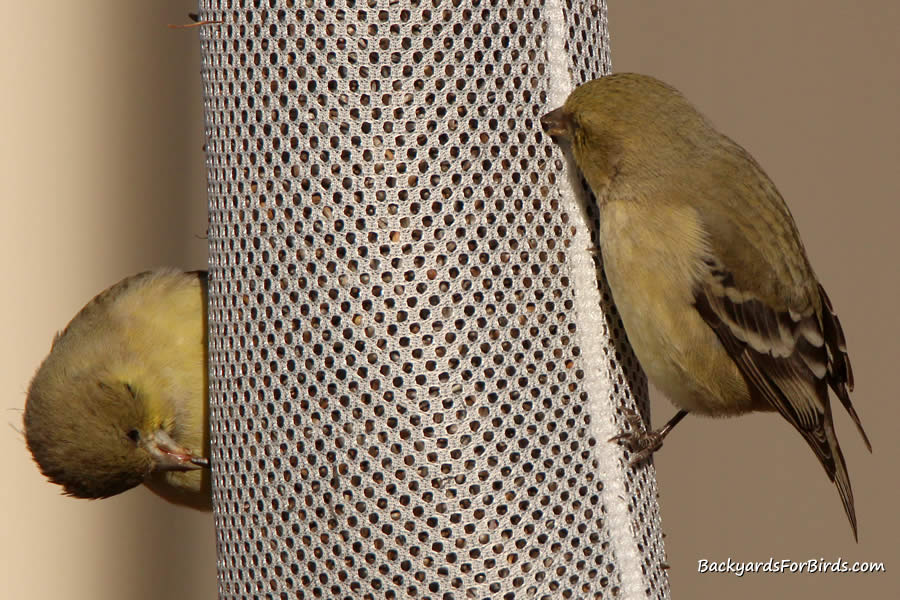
[200,1,670,598]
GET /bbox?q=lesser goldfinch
[24,269,211,510]
[541,73,870,539]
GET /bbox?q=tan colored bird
[541,73,870,539]
[24,269,211,510]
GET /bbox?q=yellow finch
[24,269,211,510]
[541,73,870,539]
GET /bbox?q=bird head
[541,73,717,197]
[24,374,207,500]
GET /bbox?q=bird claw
[609,406,666,466]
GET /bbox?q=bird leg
[610,408,688,465]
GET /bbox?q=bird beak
[144,430,210,471]
[540,107,571,139]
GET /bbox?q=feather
[694,260,868,539]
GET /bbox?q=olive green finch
[24,269,211,510]
[541,73,870,539]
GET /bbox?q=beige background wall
[1,1,896,598]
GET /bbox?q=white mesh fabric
[200,1,670,598]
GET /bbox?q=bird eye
[126,429,141,443]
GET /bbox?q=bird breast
[597,198,759,416]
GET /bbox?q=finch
[24,269,211,510]
[541,73,870,539]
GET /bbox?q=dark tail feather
[826,420,857,541]
[803,409,858,541]
[831,381,872,452]
[818,283,871,452]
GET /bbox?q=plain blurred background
[1,1,896,598]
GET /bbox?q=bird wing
[692,248,867,538]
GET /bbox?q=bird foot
[609,406,666,466]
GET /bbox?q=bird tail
[814,410,858,542]
[827,420,857,541]
[794,396,857,541]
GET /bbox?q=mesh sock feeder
[200,1,670,598]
